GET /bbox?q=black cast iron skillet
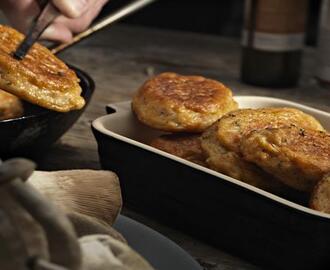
[0,66,94,159]
[0,0,157,160]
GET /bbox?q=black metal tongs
[13,0,157,60]
[13,0,60,60]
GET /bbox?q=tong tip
[13,51,25,60]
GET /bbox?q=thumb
[52,0,89,18]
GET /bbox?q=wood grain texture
[37,25,330,270]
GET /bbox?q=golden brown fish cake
[0,89,23,120]
[150,133,206,166]
[217,108,324,153]
[240,127,330,192]
[0,25,84,112]
[132,72,238,132]
[200,123,288,194]
[310,174,330,214]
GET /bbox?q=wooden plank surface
[37,25,330,270]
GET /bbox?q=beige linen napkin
[80,235,155,270]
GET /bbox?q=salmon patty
[240,127,330,192]
[132,73,238,132]
[217,108,324,153]
[150,133,206,166]
[200,123,288,194]
[0,25,84,112]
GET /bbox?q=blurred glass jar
[316,0,330,88]
[241,0,308,88]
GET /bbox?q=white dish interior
[93,96,330,219]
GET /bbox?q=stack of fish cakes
[132,72,238,166]
[132,72,330,212]
[201,108,327,192]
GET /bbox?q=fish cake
[0,25,84,112]
[0,89,23,120]
[217,108,324,153]
[132,72,238,132]
[150,133,206,166]
[240,127,330,192]
[200,123,288,194]
[310,174,330,214]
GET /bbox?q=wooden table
[38,25,330,270]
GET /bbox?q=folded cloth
[68,212,127,243]
[80,235,155,270]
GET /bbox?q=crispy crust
[240,127,330,192]
[132,72,238,132]
[0,89,23,120]
[150,133,206,166]
[0,25,84,112]
[217,108,325,153]
[200,123,288,194]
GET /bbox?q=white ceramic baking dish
[92,96,330,270]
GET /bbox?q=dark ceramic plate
[0,66,94,159]
[114,215,202,270]
[92,97,330,270]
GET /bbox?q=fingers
[41,22,73,42]
[41,0,108,42]
[2,0,108,42]
[54,0,108,33]
[52,0,90,18]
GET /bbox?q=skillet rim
[0,65,95,123]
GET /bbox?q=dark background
[100,0,322,46]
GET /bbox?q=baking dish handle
[105,102,132,115]
[106,105,117,115]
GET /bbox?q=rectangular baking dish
[92,96,330,270]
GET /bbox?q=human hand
[0,0,109,42]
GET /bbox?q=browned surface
[150,133,206,166]
[138,72,233,112]
[201,123,288,194]
[0,25,84,112]
[217,107,324,153]
[241,127,330,192]
[310,174,330,214]
[0,89,23,120]
[132,72,238,132]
